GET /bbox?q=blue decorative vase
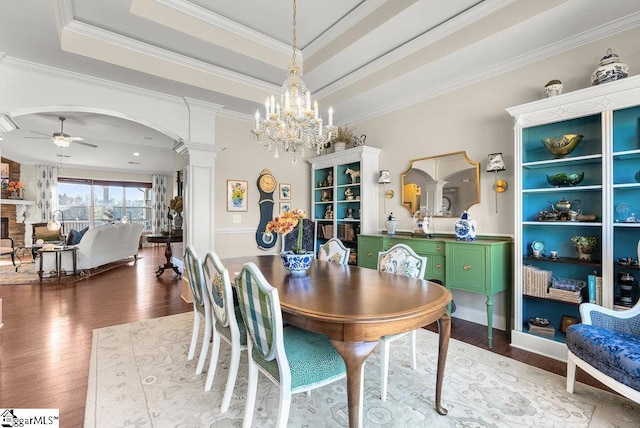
[280,251,313,275]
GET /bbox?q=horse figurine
[345,168,360,184]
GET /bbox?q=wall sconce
[47,209,66,246]
[487,153,507,213]
[378,170,394,214]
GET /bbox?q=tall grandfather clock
[255,169,277,250]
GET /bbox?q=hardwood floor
[0,247,610,427]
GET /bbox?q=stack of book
[528,321,555,337]
[321,224,334,239]
[523,265,552,298]
[588,273,603,305]
[547,287,583,303]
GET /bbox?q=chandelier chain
[291,0,297,64]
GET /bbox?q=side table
[13,246,33,272]
[37,246,78,284]
[146,234,183,277]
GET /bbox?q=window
[57,178,152,231]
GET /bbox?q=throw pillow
[66,227,89,246]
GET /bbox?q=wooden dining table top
[222,254,452,343]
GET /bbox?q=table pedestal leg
[330,340,377,428]
[156,241,181,277]
[436,312,451,415]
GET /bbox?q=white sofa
[41,223,143,275]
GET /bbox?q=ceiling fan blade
[29,130,51,137]
[72,140,98,148]
[24,136,49,139]
[69,136,84,141]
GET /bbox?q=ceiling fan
[26,116,98,148]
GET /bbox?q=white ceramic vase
[384,219,397,235]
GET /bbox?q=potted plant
[330,125,355,152]
[264,209,313,275]
[571,236,597,261]
[169,196,183,230]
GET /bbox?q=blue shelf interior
[522,114,602,163]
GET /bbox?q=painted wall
[351,26,640,328]
[213,116,310,258]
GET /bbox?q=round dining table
[221,255,452,428]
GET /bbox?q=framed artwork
[279,183,291,200]
[1,162,8,191]
[227,180,248,211]
[279,202,291,213]
[560,315,579,333]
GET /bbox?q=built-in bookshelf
[307,146,380,264]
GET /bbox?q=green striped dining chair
[202,251,247,413]
[235,262,347,428]
[184,245,212,375]
[377,243,427,401]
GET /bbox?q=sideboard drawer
[385,237,444,255]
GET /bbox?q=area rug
[85,313,640,427]
[0,258,137,285]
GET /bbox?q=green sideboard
[357,233,512,347]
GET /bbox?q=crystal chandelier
[251,0,335,163]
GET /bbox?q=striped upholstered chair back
[183,245,213,375]
[235,261,347,427]
[235,262,281,362]
[185,245,208,314]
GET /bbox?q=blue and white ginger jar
[591,48,629,86]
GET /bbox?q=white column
[175,97,226,256]
[175,141,225,256]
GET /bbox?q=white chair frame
[377,243,427,401]
[236,262,348,428]
[184,245,212,375]
[202,251,248,412]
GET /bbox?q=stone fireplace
[1,157,27,246]
[0,204,26,246]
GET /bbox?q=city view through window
[57,180,152,231]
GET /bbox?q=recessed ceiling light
[133,152,140,156]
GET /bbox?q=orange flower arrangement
[7,181,24,192]
[265,209,306,254]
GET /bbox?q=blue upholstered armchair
[566,301,640,404]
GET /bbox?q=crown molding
[0,113,20,133]
[152,0,294,58]
[0,54,186,107]
[216,109,253,123]
[183,97,224,114]
[343,9,640,124]
[302,0,388,57]
[62,19,279,96]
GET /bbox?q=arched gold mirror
[401,151,480,217]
